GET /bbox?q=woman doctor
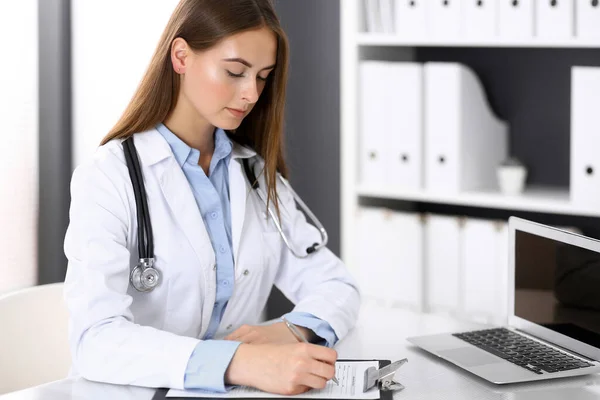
[63,0,360,395]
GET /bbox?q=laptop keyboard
[453,328,595,374]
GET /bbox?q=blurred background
[3,0,600,325]
[0,0,339,318]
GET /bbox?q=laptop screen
[515,229,600,349]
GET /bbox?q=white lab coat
[63,128,360,389]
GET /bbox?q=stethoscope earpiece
[306,243,319,254]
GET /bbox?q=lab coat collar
[132,128,257,166]
[131,128,173,166]
[130,127,257,266]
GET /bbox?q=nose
[241,78,260,104]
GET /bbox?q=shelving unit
[357,33,600,49]
[358,185,600,218]
[340,1,600,272]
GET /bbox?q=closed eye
[227,70,244,78]
[227,70,269,82]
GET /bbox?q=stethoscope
[123,136,329,292]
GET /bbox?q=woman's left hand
[224,322,316,344]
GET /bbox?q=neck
[163,91,215,155]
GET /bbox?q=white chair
[0,282,71,394]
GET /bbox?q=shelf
[356,185,600,218]
[357,34,600,49]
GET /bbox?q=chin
[215,119,243,131]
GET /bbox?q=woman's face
[173,27,277,130]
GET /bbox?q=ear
[171,37,189,74]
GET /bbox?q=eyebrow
[222,57,276,71]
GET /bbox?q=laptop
[408,216,600,384]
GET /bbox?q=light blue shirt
[157,123,338,392]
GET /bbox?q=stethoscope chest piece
[130,258,160,292]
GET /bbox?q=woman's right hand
[225,342,338,395]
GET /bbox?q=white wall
[0,1,39,294]
[71,0,180,168]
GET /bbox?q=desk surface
[4,303,600,400]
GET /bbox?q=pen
[282,316,339,386]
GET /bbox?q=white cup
[497,165,527,195]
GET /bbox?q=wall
[1,0,39,293]
[267,0,342,318]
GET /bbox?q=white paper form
[167,361,380,399]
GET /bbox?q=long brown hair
[101,0,289,215]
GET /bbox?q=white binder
[461,218,508,324]
[359,62,388,186]
[428,0,462,39]
[463,0,499,39]
[356,207,387,303]
[379,0,395,33]
[536,0,574,39]
[364,0,384,33]
[386,63,424,190]
[575,0,600,39]
[394,0,428,39]
[424,62,508,193]
[356,208,424,310]
[570,67,600,211]
[498,0,534,39]
[385,211,425,310]
[424,214,463,315]
[497,222,509,324]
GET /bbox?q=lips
[226,107,247,118]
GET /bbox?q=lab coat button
[243,269,249,276]
[227,324,233,330]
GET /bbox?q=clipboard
[152,360,394,400]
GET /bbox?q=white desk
[3,304,600,400]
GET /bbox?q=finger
[224,330,241,341]
[225,325,251,341]
[305,344,338,365]
[237,331,260,344]
[286,385,311,396]
[299,372,328,390]
[307,358,336,381]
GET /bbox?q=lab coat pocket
[225,232,280,327]
[234,231,278,281]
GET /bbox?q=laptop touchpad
[438,347,504,367]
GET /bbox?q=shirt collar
[213,127,234,166]
[156,123,190,167]
[156,123,233,168]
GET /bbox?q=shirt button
[219,245,226,253]
[210,211,218,219]
[222,280,229,286]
